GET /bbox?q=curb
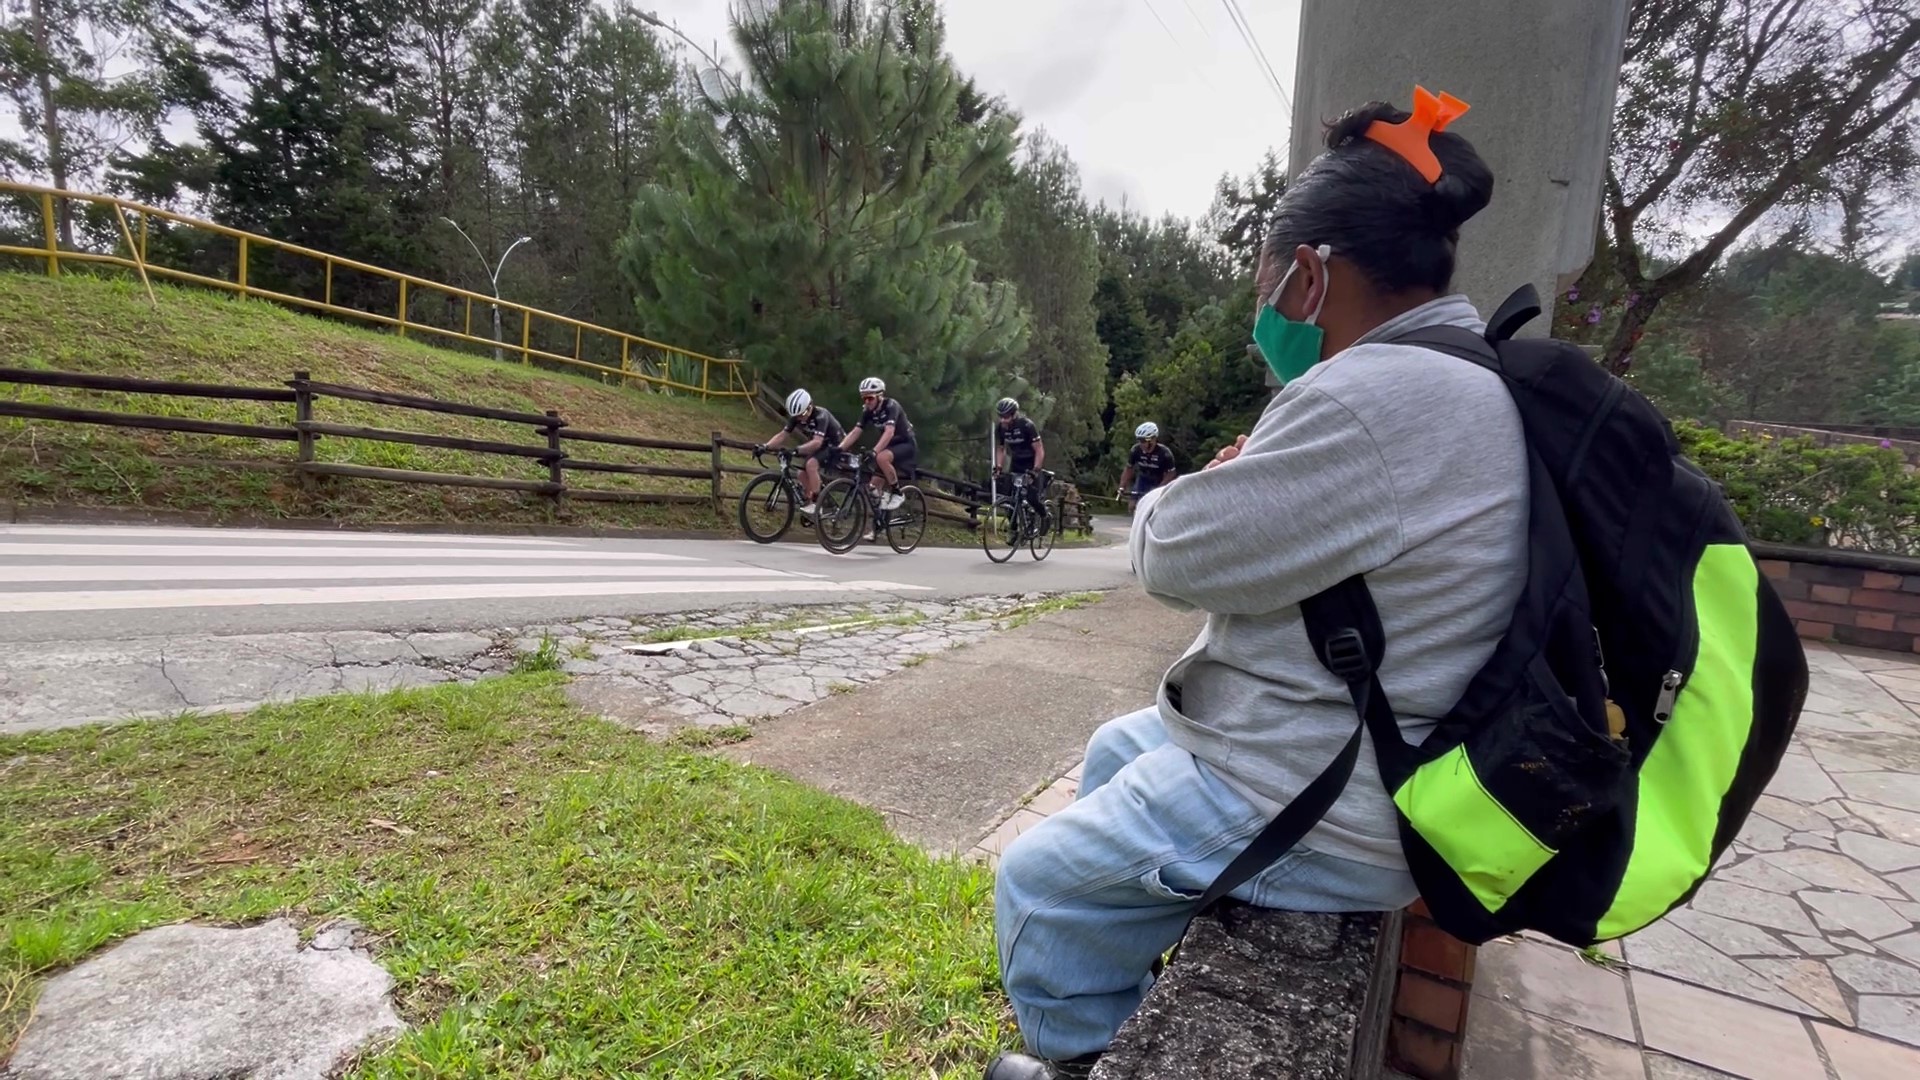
[0,501,1114,549]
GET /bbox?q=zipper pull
[1654,670,1685,724]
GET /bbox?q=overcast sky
[650,0,1302,221]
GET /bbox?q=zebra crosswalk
[0,525,927,614]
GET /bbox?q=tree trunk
[28,0,72,248]
[1603,292,1663,376]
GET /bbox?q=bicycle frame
[1004,471,1054,537]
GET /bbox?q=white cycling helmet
[858,376,886,395]
[785,388,812,416]
[995,397,1019,417]
[1135,422,1160,440]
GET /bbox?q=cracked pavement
[0,595,1072,735]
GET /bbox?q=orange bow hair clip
[1363,86,1471,183]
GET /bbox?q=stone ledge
[1092,904,1400,1080]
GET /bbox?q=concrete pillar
[1285,0,1631,333]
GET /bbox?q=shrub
[1676,423,1920,556]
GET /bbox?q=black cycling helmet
[996,397,1019,417]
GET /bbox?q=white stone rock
[6,919,403,1080]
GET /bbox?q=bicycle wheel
[737,472,795,544]
[980,500,1019,563]
[886,485,926,554]
[1030,506,1056,561]
[815,478,868,555]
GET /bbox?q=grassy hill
[0,273,773,530]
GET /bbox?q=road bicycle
[814,450,927,555]
[981,470,1055,564]
[738,447,818,544]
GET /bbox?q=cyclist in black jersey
[758,388,845,514]
[992,397,1048,520]
[838,376,915,511]
[1118,422,1177,509]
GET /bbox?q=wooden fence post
[545,410,566,513]
[292,370,316,492]
[711,431,724,511]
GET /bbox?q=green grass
[638,610,926,646]
[997,592,1103,630]
[0,677,1013,1076]
[510,637,562,675]
[667,724,755,750]
[0,272,770,530]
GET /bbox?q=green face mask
[1252,244,1331,385]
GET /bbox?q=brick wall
[1756,543,1920,654]
[1387,899,1476,1080]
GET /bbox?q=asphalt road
[0,523,1135,643]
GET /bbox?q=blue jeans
[994,707,1417,1061]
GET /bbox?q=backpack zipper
[1654,670,1686,724]
[1656,486,1715,726]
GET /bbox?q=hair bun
[1324,102,1406,150]
[1426,171,1491,231]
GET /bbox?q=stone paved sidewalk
[1465,640,1920,1080]
[968,641,1920,1080]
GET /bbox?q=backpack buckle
[1322,628,1373,682]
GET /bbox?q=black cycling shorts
[882,440,917,480]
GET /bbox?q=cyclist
[757,388,844,516]
[838,376,915,511]
[992,397,1048,526]
[1117,422,1176,509]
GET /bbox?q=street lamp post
[440,217,532,363]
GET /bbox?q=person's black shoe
[984,1051,1102,1080]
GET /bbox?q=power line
[1138,0,1221,95]
[1218,0,1291,115]
[1179,0,1208,35]
[1220,0,1288,111]
[1138,0,1181,45]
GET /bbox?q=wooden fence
[0,366,1095,536]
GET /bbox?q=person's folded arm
[1128,387,1405,615]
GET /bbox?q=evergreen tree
[1207,150,1287,273]
[970,131,1108,458]
[124,0,429,304]
[0,0,166,244]
[620,0,1023,460]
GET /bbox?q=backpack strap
[1194,576,1408,911]
[1487,285,1543,344]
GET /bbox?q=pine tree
[969,131,1108,458]
[126,0,429,303]
[621,0,1023,460]
[0,0,166,244]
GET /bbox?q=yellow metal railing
[0,181,756,399]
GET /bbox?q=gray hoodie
[1129,295,1529,872]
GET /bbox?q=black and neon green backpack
[1196,285,1809,946]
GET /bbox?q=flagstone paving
[1463,641,1920,1079]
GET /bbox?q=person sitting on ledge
[986,93,1524,1080]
